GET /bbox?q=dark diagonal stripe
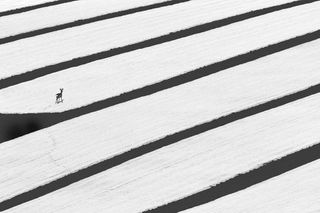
[0,0,78,17]
[0,0,191,45]
[145,135,320,212]
[1,29,320,144]
[1,80,320,211]
[0,0,318,90]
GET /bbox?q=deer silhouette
[55,88,64,104]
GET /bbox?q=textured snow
[1,39,320,202]
[0,0,169,38]
[183,159,320,213]
[2,1,320,212]
[0,0,55,13]
[4,89,320,213]
[1,2,320,113]
[0,0,315,80]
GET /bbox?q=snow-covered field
[0,0,172,38]
[4,89,320,213]
[1,2,320,113]
[0,0,316,80]
[0,0,58,13]
[1,37,320,202]
[1,0,320,212]
[183,159,320,213]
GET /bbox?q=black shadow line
[0,0,318,90]
[0,0,191,45]
[0,0,78,18]
[1,29,320,144]
[1,81,320,211]
[145,138,320,212]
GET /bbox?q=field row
[0,0,312,80]
[1,0,320,212]
[1,1,320,113]
[4,84,320,212]
[183,158,320,213]
[1,38,320,203]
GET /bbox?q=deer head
[60,88,63,93]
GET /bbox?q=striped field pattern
[1,0,320,212]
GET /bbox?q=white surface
[1,39,320,202]
[0,0,56,13]
[4,89,320,213]
[183,159,320,213]
[2,1,320,212]
[0,0,170,38]
[0,0,313,80]
[1,2,320,113]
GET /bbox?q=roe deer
[56,88,63,104]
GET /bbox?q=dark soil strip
[1,81,320,211]
[1,29,320,144]
[0,0,78,17]
[0,0,318,90]
[0,0,191,45]
[145,136,320,212]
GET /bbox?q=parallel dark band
[145,130,320,212]
[0,0,78,17]
[1,29,320,144]
[0,0,318,90]
[0,1,319,211]
[0,0,191,45]
[1,55,320,212]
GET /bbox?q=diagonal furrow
[0,0,318,90]
[1,29,320,143]
[0,0,78,17]
[0,0,191,45]
[145,137,320,212]
[1,81,320,211]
